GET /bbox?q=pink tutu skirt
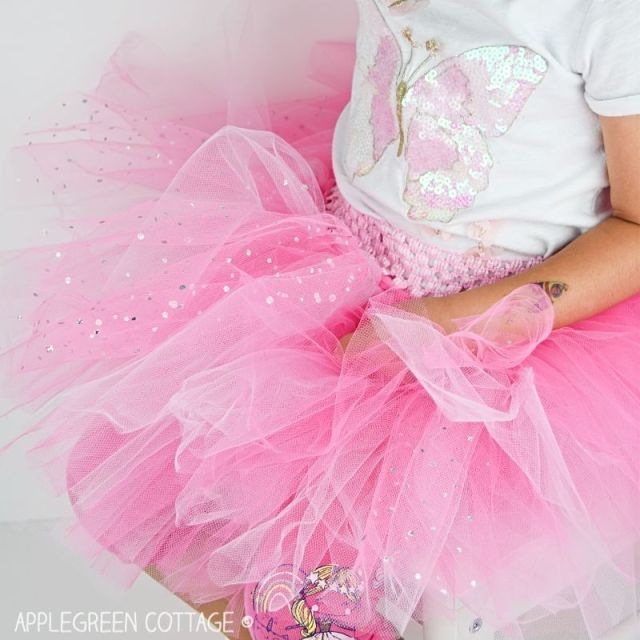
[1,18,639,640]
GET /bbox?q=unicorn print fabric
[1,1,640,640]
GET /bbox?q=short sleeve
[574,0,640,116]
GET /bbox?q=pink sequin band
[325,186,544,298]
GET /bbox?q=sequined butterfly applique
[347,21,549,223]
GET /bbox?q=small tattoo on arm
[534,280,569,303]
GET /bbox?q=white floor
[1,521,210,639]
[419,595,640,640]
[2,517,638,639]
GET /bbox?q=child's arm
[404,114,640,333]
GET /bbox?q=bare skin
[144,567,252,640]
[340,114,640,346]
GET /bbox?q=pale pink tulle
[1,21,639,640]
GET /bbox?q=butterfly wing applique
[403,46,549,222]
[345,5,403,178]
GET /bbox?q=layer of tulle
[1,32,639,640]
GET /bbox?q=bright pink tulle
[1,20,639,640]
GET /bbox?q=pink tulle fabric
[1,18,639,640]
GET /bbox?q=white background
[0,2,357,639]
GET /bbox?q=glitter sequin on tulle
[325,185,543,297]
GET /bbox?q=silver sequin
[469,618,483,634]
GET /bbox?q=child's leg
[188,597,253,640]
[144,567,253,640]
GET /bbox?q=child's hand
[335,284,553,361]
[338,330,355,352]
[393,295,457,333]
[335,295,452,355]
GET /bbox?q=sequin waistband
[324,186,544,298]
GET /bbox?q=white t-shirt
[331,0,640,259]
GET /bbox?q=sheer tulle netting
[1,2,639,640]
